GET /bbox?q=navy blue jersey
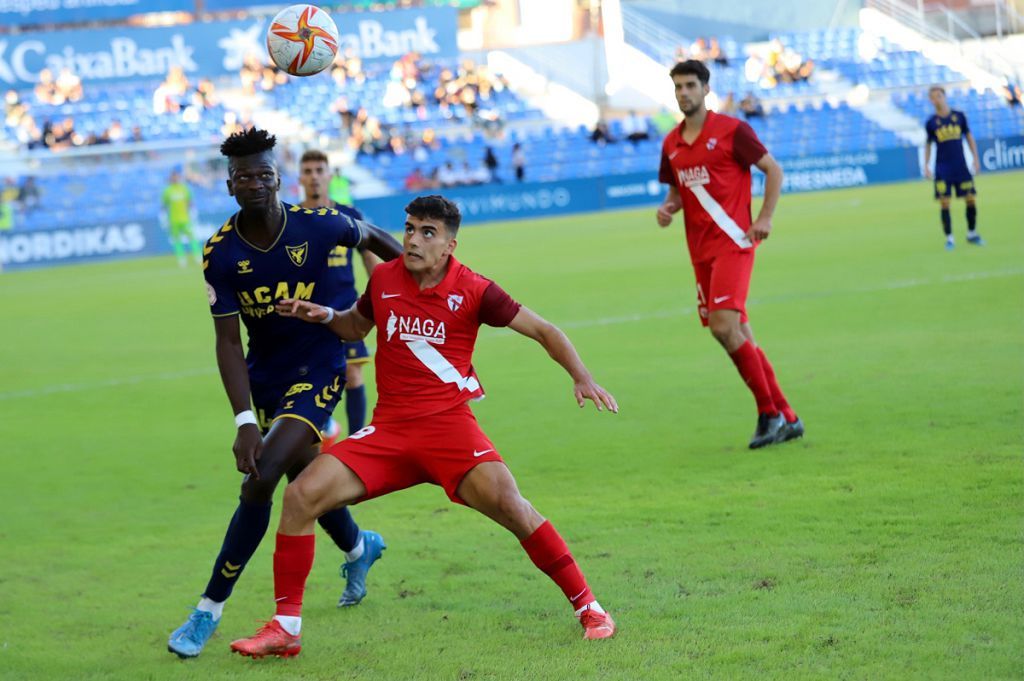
[325,202,364,310]
[203,202,365,385]
[925,110,971,178]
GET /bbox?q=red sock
[729,340,777,415]
[521,521,594,610]
[756,347,796,423]
[273,533,315,617]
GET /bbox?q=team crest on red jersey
[447,293,464,312]
[706,137,718,150]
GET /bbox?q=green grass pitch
[1,173,1021,680]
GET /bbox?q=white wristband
[234,410,258,428]
[320,307,335,324]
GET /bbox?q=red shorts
[691,249,754,327]
[324,403,504,504]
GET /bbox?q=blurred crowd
[744,39,815,89]
[675,37,730,66]
[335,54,511,158]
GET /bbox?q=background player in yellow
[162,168,201,266]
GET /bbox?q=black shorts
[934,174,976,199]
[251,366,345,441]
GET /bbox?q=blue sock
[345,385,366,435]
[318,507,360,553]
[202,498,272,602]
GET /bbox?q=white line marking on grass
[0,367,216,401]
[3,268,1020,401]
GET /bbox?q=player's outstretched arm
[748,152,783,242]
[507,306,618,413]
[213,316,263,479]
[923,142,933,179]
[966,131,981,174]
[356,220,403,262]
[657,186,682,227]
[276,298,374,341]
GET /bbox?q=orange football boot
[579,608,616,640]
[230,619,301,658]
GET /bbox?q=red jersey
[356,256,521,423]
[659,110,768,263]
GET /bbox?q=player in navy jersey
[298,150,381,443]
[923,86,984,250]
[168,128,403,659]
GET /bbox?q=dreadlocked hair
[220,127,277,158]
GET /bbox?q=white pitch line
[2,267,1021,401]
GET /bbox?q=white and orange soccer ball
[266,4,339,77]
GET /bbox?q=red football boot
[579,608,616,640]
[230,619,301,658]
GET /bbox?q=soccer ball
[266,4,339,77]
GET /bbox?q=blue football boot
[168,608,218,658]
[966,232,985,246]
[338,530,386,607]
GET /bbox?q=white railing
[866,0,1019,81]
[620,5,686,66]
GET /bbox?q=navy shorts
[344,340,371,366]
[251,365,345,441]
[934,173,976,199]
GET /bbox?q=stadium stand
[1,21,1017,233]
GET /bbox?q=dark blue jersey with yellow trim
[325,202,364,310]
[926,110,971,178]
[203,202,364,385]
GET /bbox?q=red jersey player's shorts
[324,403,504,504]
[691,249,755,327]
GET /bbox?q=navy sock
[966,204,977,231]
[202,498,272,602]
[345,385,367,435]
[318,507,360,553]
[940,208,951,236]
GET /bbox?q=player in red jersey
[230,195,618,658]
[656,60,804,449]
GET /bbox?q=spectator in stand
[131,125,144,143]
[484,146,499,182]
[719,92,738,116]
[590,119,615,145]
[469,162,491,185]
[154,66,189,115]
[4,90,28,128]
[193,78,217,110]
[512,142,526,182]
[106,119,125,143]
[332,95,355,135]
[34,69,58,104]
[404,167,428,192]
[709,38,728,66]
[739,93,765,119]
[455,162,475,186]
[437,162,459,188]
[621,110,650,143]
[18,176,40,212]
[689,38,709,63]
[239,54,265,95]
[55,68,83,103]
[1002,79,1022,107]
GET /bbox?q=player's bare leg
[230,456,367,658]
[456,461,616,640]
[708,309,784,448]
